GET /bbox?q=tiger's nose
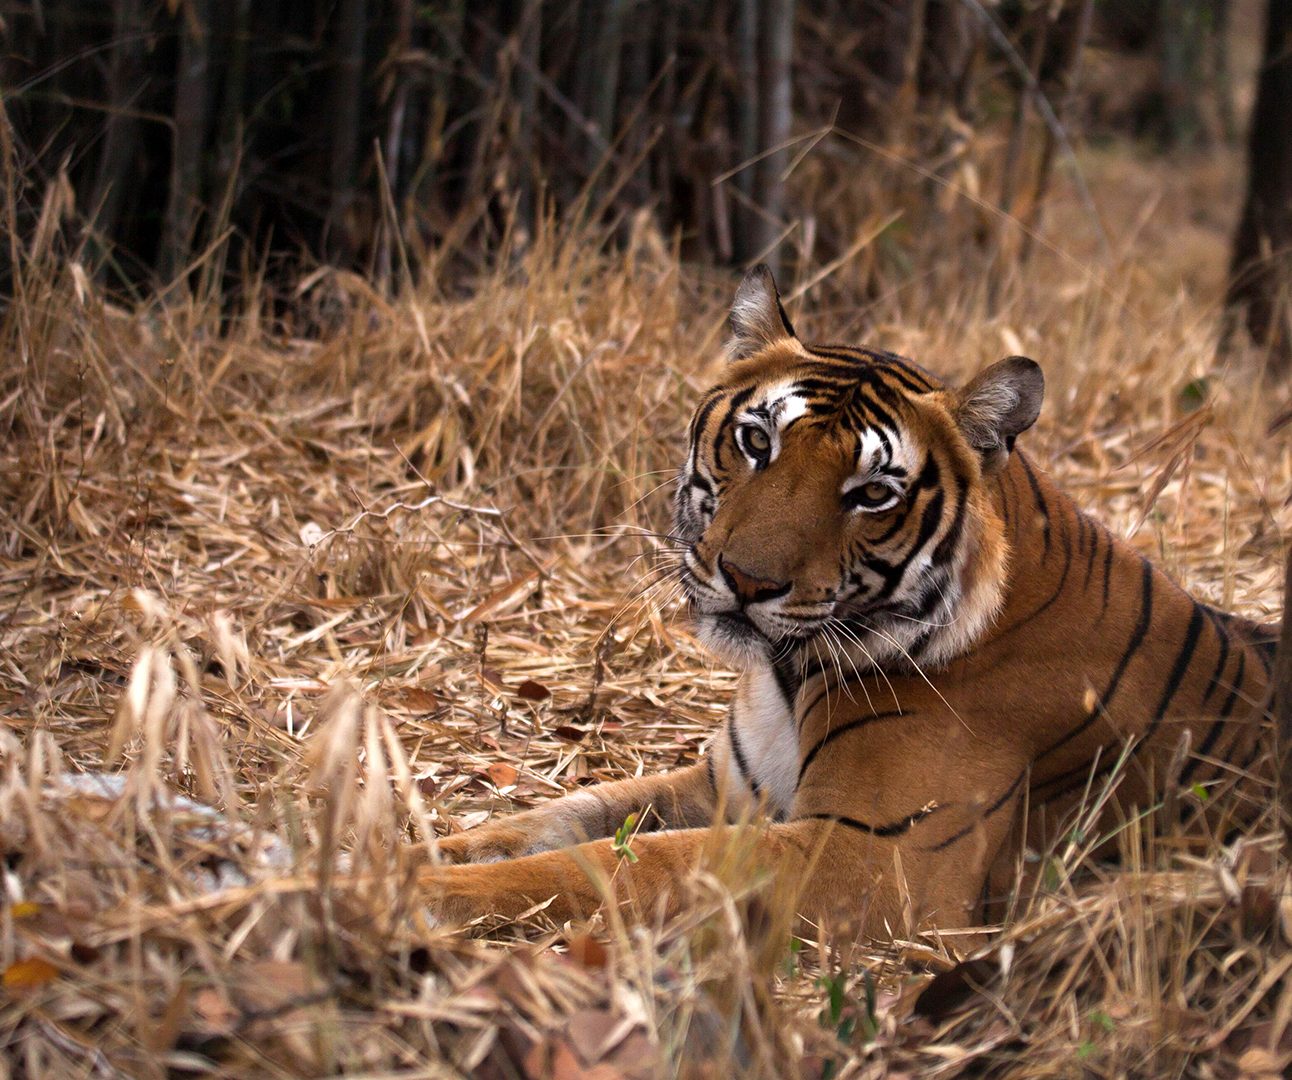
[718,556,791,606]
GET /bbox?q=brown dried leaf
[2,956,59,989]
[516,679,552,702]
[911,958,995,1023]
[486,762,519,789]
[554,724,587,743]
[397,687,441,712]
[551,1040,625,1080]
[605,1032,656,1080]
[523,1039,552,1079]
[144,984,190,1055]
[480,668,508,694]
[69,942,101,965]
[1235,1047,1287,1080]
[567,1008,618,1065]
[563,932,608,970]
[191,987,239,1037]
[1241,883,1278,935]
[230,959,312,1016]
[464,572,540,623]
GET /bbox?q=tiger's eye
[844,479,896,511]
[744,427,771,454]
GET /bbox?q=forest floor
[2,132,1291,1077]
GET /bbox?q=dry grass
[2,128,1292,1078]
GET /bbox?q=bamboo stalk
[735,0,760,260]
[327,0,368,263]
[159,0,212,282]
[89,0,144,263]
[750,0,795,273]
[1020,0,1095,264]
[512,0,542,235]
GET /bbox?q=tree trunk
[1157,0,1209,149]
[920,0,977,118]
[735,0,760,260]
[1225,0,1292,377]
[997,3,1049,226]
[511,0,541,236]
[749,0,795,272]
[90,0,144,262]
[1021,0,1096,261]
[159,0,212,282]
[377,0,415,284]
[1210,0,1236,143]
[588,0,626,162]
[328,0,368,263]
[214,0,251,187]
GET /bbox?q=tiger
[414,265,1282,936]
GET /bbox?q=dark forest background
[1,0,1289,367]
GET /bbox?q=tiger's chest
[719,663,800,818]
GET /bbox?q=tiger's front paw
[415,858,587,929]
[413,862,555,930]
[432,822,531,865]
[415,864,485,928]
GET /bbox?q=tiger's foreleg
[417,817,990,935]
[419,818,807,926]
[433,761,718,864]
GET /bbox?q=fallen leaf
[1241,883,1278,936]
[554,724,587,743]
[69,942,101,965]
[911,958,995,1023]
[1236,1047,1286,1080]
[191,987,239,1037]
[605,1032,656,1080]
[516,679,551,702]
[563,932,608,969]
[550,1040,625,1080]
[523,1039,552,1078]
[1227,1018,1292,1058]
[230,959,312,1016]
[2,956,59,989]
[397,687,440,712]
[486,763,519,789]
[463,572,540,623]
[146,984,190,1054]
[566,1007,640,1068]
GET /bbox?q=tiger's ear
[954,356,1044,471]
[728,264,797,359]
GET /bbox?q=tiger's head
[673,266,1044,670]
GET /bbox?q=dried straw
[1,140,1289,1077]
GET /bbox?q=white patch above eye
[840,427,917,511]
[739,381,806,429]
[732,383,807,468]
[855,428,886,472]
[854,426,919,478]
[768,390,807,428]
